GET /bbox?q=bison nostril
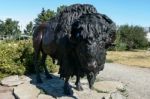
[92,61,97,66]
[88,61,97,69]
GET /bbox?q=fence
[0,35,32,41]
[0,35,14,40]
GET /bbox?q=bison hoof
[64,83,73,96]
[76,85,83,91]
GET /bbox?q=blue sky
[0,0,150,30]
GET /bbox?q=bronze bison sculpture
[33,4,116,95]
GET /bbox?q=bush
[115,42,127,51]
[0,40,58,77]
[0,41,25,75]
[115,25,148,51]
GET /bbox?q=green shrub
[46,56,59,73]
[115,42,127,51]
[115,25,148,51]
[0,41,25,75]
[0,40,58,77]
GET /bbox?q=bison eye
[85,37,94,45]
[88,37,94,41]
[76,32,80,37]
[84,39,92,45]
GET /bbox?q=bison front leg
[75,73,83,91]
[64,76,73,95]
[87,72,96,89]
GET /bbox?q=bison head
[70,13,116,88]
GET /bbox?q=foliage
[24,21,34,36]
[0,20,5,35]
[0,18,21,36]
[0,41,25,75]
[57,5,67,13]
[34,8,56,25]
[0,40,58,77]
[115,42,127,51]
[46,56,59,73]
[115,25,148,50]
[34,5,67,26]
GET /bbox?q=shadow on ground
[29,74,78,99]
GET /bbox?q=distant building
[144,27,149,32]
[144,27,150,42]
[18,34,32,40]
[147,32,150,42]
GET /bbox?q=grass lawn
[106,50,150,68]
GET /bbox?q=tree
[0,20,5,35]
[24,21,33,36]
[0,18,21,36]
[57,5,67,14]
[34,8,56,25]
[115,25,148,50]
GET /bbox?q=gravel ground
[98,63,150,99]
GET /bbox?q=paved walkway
[98,63,150,99]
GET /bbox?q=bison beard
[33,4,116,96]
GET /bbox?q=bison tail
[32,23,47,50]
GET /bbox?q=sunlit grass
[106,50,150,68]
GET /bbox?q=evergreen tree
[24,21,33,36]
[34,8,56,25]
[57,5,67,14]
[0,18,21,36]
[0,20,5,35]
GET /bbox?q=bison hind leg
[34,50,43,83]
[41,52,52,79]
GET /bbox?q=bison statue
[33,4,116,95]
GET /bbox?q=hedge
[0,40,58,77]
